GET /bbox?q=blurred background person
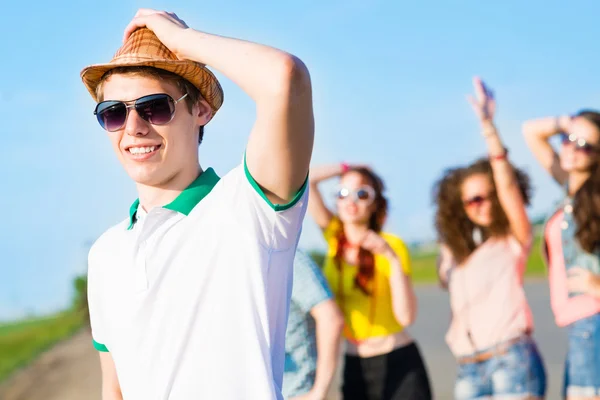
[307,163,432,400]
[283,249,343,400]
[434,77,546,400]
[523,110,600,400]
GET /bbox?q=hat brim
[80,58,224,113]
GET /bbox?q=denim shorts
[454,335,547,400]
[564,313,600,398]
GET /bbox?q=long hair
[572,110,600,253]
[334,167,388,295]
[432,158,532,264]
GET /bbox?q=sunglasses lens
[96,101,127,132]
[337,188,349,200]
[135,94,175,125]
[357,189,371,201]
[465,195,485,207]
[560,133,570,144]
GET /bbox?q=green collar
[127,168,220,230]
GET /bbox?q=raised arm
[468,77,531,247]
[522,115,571,185]
[124,9,314,204]
[307,164,346,230]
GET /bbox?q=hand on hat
[467,76,496,125]
[123,9,189,58]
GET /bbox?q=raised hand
[360,230,395,258]
[467,76,496,124]
[123,9,189,58]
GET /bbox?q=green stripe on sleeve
[93,339,109,352]
[243,153,308,212]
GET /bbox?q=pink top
[439,236,534,357]
[545,211,600,327]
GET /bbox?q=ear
[194,97,213,126]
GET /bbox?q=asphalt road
[0,281,567,400]
[396,281,566,400]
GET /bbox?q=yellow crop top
[322,217,412,342]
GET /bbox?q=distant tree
[71,275,89,326]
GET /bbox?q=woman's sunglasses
[336,186,376,204]
[94,93,188,132]
[463,194,490,208]
[560,133,598,154]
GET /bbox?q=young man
[283,249,343,400]
[81,9,314,400]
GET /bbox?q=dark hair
[572,110,600,253]
[334,167,388,295]
[432,158,532,264]
[96,66,206,144]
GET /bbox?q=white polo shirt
[87,160,308,400]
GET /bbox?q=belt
[457,335,526,365]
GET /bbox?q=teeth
[129,146,156,155]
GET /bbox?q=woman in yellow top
[308,164,432,400]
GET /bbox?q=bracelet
[490,147,509,161]
[341,162,350,173]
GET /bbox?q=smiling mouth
[127,145,161,155]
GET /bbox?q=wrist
[171,28,196,60]
[481,120,497,137]
[340,162,350,174]
[489,147,509,161]
[556,115,572,134]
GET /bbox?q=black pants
[342,342,433,400]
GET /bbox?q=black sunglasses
[560,133,598,154]
[94,93,188,132]
[463,194,490,207]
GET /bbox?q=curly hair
[572,110,600,253]
[432,158,532,264]
[334,167,388,295]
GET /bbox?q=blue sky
[2,0,600,319]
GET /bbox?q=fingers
[123,16,148,43]
[123,9,186,43]
[360,231,388,254]
[473,76,486,102]
[467,94,484,119]
[466,94,477,110]
[124,8,161,42]
[135,8,158,17]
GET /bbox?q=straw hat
[80,28,224,113]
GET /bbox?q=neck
[136,165,203,212]
[343,222,370,245]
[568,171,591,195]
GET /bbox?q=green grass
[410,235,548,283]
[0,311,84,382]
